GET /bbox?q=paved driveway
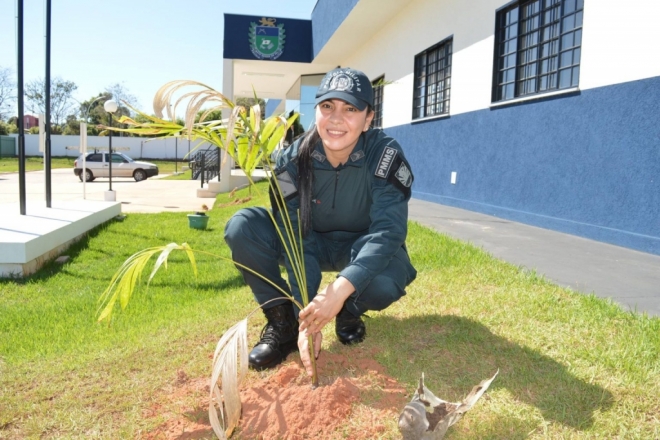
[0,168,217,213]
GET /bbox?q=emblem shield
[255,26,279,56]
[249,20,286,60]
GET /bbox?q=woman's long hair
[296,127,320,237]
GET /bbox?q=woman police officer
[224,67,417,376]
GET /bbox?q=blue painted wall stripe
[265,99,282,117]
[311,0,360,58]
[386,76,660,255]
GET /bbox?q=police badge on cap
[315,68,374,111]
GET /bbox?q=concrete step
[0,200,121,277]
[207,179,223,193]
[196,185,218,198]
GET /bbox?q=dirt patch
[142,347,409,439]
[216,197,253,208]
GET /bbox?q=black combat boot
[335,304,366,345]
[249,303,299,370]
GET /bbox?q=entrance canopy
[223,13,336,119]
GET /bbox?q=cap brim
[315,91,369,111]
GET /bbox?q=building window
[493,0,584,102]
[371,76,384,128]
[413,37,452,120]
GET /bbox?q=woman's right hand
[298,276,356,335]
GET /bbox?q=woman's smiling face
[315,99,374,166]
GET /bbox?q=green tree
[68,92,134,136]
[0,120,11,135]
[195,108,223,122]
[62,114,82,135]
[0,66,15,121]
[24,77,78,131]
[236,97,265,118]
[105,82,138,112]
[96,90,135,137]
[77,92,111,125]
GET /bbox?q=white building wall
[338,0,660,127]
[11,134,211,160]
[579,0,660,90]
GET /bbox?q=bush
[0,120,16,135]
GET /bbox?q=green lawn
[0,156,193,180]
[156,166,192,180]
[0,181,658,438]
[0,156,76,172]
[145,159,191,177]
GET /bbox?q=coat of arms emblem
[249,18,285,60]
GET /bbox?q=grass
[0,156,193,180]
[0,180,658,439]
[146,159,191,177]
[158,168,193,180]
[0,156,76,173]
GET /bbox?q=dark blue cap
[315,68,374,111]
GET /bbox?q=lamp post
[104,99,118,201]
[78,95,105,124]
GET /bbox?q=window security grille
[413,37,453,119]
[371,76,384,128]
[493,0,584,102]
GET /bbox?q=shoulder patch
[381,155,414,198]
[375,146,398,179]
[394,161,413,188]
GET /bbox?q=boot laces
[259,322,283,346]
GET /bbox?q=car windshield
[118,153,134,163]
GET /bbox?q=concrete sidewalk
[409,199,660,318]
[0,168,217,213]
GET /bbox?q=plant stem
[308,334,319,389]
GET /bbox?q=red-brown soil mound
[142,347,409,439]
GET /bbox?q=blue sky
[0,0,317,116]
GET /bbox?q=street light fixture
[73,95,105,126]
[104,99,118,201]
[82,95,105,124]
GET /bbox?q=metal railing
[189,147,220,187]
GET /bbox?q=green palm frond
[97,243,197,323]
[101,81,298,194]
[97,244,300,324]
